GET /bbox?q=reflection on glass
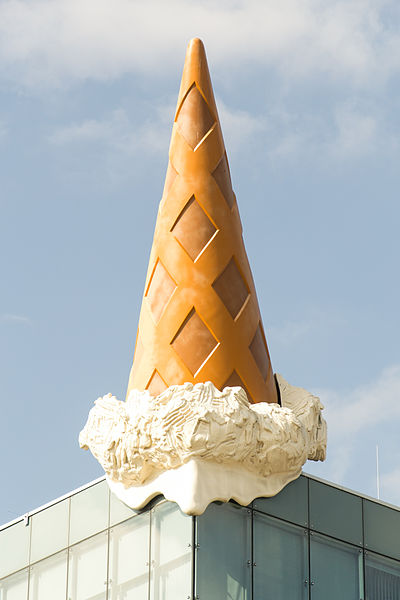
[253,512,308,600]
[69,480,109,545]
[310,534,363,600]
[29,550,68,600]
[0,521,30,579]
[366,552,400,600]
[67,531,108,600]
[150,502,192,600]
[109,492,138,527]
[30,500,69,563]
[0,568,28,600]
[197,502,251,600]
[108,513,150,599]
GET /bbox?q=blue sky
[1,0,400,525]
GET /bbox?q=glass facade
[1,473,400,599]
[0,480,192,600]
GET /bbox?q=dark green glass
[253,474,308,526]
[253,512,308,600]
[364,500,400,560]
[365,551,400,599]
[310,533,363,600]
[196,502,251,600]
[309,479,363,545]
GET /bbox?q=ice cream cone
[127,38,278,404]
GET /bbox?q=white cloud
[217,99,262,153]
[46,100,395,171]
[0,0,399,89]
[48,106,173,155]
[332,102,379,157]
[49,112,124,145]
[253,101,393,164]
[269,309,346,346]
[382,467,400,504]
[323,365,400,436]
[306,365,400,504]
[2,0,399,168]
[264,109,326,161]
[269,318,313,345]
[1,313,31,324]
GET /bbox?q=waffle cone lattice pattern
[127,39,277,404]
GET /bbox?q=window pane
[253,512,308,600]
[150,502,192,600]
[196,502,251,600]
[310,534,363,600]
[109,492,138,527]
[0,521,30,579]
[69,481,109,545]
[109,513,150,600]
[67,531,108,600]
[28,550,68,600]
[309,480,363,546]
[30,500,69,563]
[254,475,308,527]
[364,500,400,561]
[0,569,28,600]
[366,552,400,600]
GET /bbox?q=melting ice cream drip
[80,376,326,514]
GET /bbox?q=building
[1,472,400,598]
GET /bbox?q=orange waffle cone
[127,38,278,404]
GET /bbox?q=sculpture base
[107,458,302,515]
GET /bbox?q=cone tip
[188,37,204,48]
[186,37,206,59]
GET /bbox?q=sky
[1,0,400,526]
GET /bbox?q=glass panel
[0,521,30,578]
[69,480,109,545]
[364,500,400,560]
[109,491,138,527]
[0,568,28,600]
[253,512,308,600]
[309,480,363,546]
[109,513,150,600]
[310,533,363,600]
[67,531,108,600]
[30,500,69,563]
[254,475,308,526]
[366,552,400,600]
[150,501,192,600]
[28,550,68,600]
[196,502,251,600]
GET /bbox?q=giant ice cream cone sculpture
[127,38,278,405]
[80,38,327,516]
